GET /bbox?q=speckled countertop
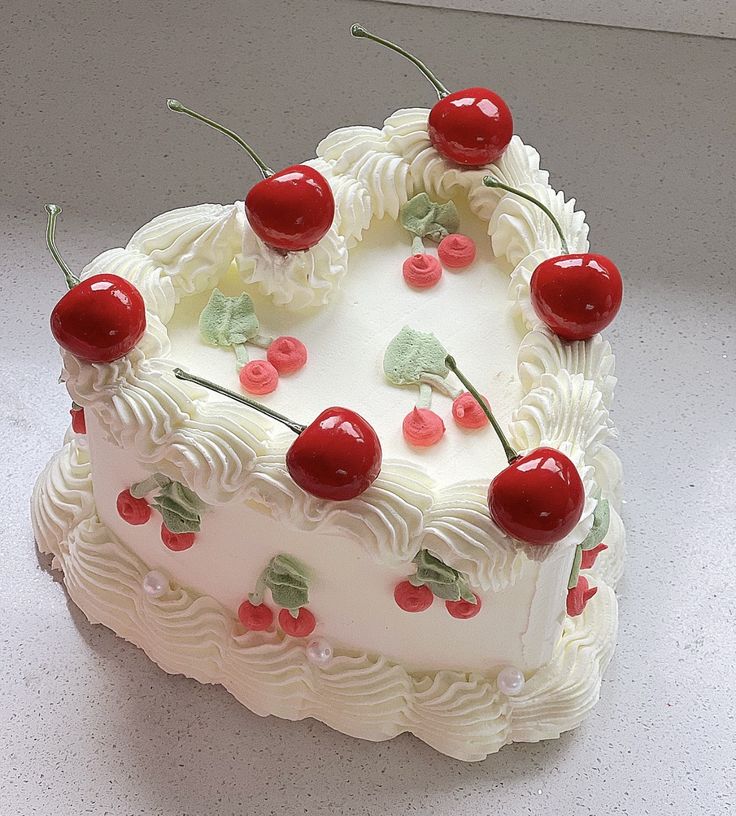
[1,1,734,814]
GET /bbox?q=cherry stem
[350,24,449,100]
[44,204,80,290]
[483,177,570,254]
[166,99,274,179]
[444,355,519,464]
[173,368,306,435]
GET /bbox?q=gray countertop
[2,1,734,813]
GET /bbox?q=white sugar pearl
[497,665,525,696]
[305,638,333,666]
[142,570,169,598]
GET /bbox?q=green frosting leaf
[399,193,460,242]
[199,288,259,348]
[568,498,610,588]
[263,554,310,611]
[150,479,206,533]
[580,498,610,551]
[411,550,476,603]
[383,326,449,387]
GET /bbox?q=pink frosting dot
[267,336,308,375]
[452,392,490,429]
[402,253,442,289]
[402,407,445,447]
[438,234,476,269]
[239,360,279,395]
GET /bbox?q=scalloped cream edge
[33,439,620,762]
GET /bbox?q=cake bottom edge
[31,439,620,762]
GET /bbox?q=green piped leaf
[199,288,259,348]
[412,549,476,603]
[263,554,310,611]
[151,480,206,533]
[400,193,460,242]
[568,545,583,589]
[383,326,449,387]
[580,498,610,551]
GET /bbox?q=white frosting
[37,108,624,757]
[33,439,620,761]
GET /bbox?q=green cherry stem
[44,204,80,290]
[166,99,274,179]
[482,177,570,254]
[350,23,449,100]
[444,355,519,464]
[173,368,306,435]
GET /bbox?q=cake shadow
[36,542,578,812]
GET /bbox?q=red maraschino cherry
[166,99,335,252]
[483,177,623,340]
[445,355,585,546]
[45,205,146,363]
[173,368,382,501]
[351,24,513,167]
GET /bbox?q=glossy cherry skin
[245,164,335,252]
[286,407,382,501]
[531,254,623,341]
[428,87,513,167]
[50,274,146,363]
[488,447,585,546]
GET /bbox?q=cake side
[34,108,624,759]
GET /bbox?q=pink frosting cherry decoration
[446,594,482,619]
[239,359,279,394]
[116,489,152,526]
[581,542,608,570]
[70,404,86,434]
[452,391,490,429]
[402,253,442,289]
[566,575,597,616]
[279,607,316,638]
[394,580,433,612]
[160,524,196,552]
[438,234,476,269]
[267,336,308,375]
[238,600,274,631]
[402,407,445,447]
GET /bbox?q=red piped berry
[452,392,489,429]
[352,26,512,167]
[267,336,308,374]
[445,594,481,619]
[238,600,274,631]
[531,254,623,341]
[402,407,445,447]
[70,405,86,434]
[394,580,433,612]
[116,489,151,526]
[581,542,608,570]
[278,607,316,637]
[438,234,476,269]
[161,524,196,552]
[567,576,598,617]
[167,100,334,253]
[402,253,442,289]
[239,360,279,395]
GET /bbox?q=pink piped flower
[438,234,476,269]
[267,336,308,375]
[402,253,442,289]
[402,407,445,447]
[452,392,490,429]
[239,360,279,395]
[581,542,608,570]
[566,576,598,617]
